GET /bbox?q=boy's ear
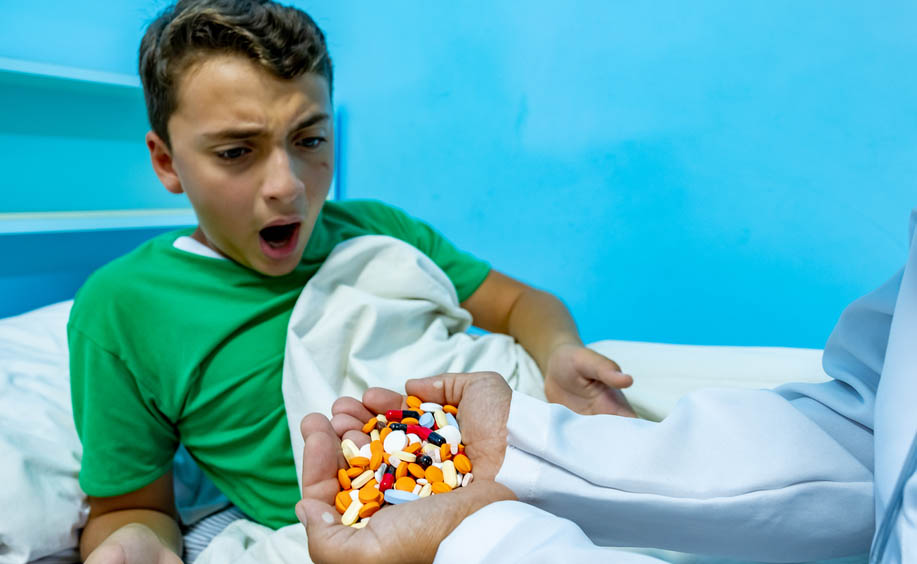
[146,131,184,195]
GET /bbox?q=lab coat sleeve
[434,500,668,564]
[491,272,903,562]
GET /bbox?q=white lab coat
[435,209,917,564]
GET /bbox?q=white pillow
[0,301,86,564]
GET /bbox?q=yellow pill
[443,460,458,488]
[351,470,374,489]
[341,499,362,526]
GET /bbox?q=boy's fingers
[362,387,405,414]
[578,352,633,389]
[331,396,374,422]
[405,372,476,406]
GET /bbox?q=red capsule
[384,410,420,421]
[379,472,395,492]
[406,424,432,440]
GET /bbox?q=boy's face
[147,54,334,276]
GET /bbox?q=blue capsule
[389,422,408,431]
[417,454,433,469]
[427,431,446,446]
[419,412,435,428]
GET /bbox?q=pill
[392,450,416,463]
[341,439,360,461]
[436,425,462,446]
[388,422,408,432]
[445,412,460,430]
[425,465,444,483]
[352,519,369,529]
[450,443,459,456]
[418,483,433,497]
[407,425,432,441]
[337,468,352,489]
[385,410,420,421]
[384,489,420,505]
[440,444,452,462]
[433,410,449,429]
[341,499,362,525]
[406,433,422,445]
[358,501,380,519]
[362,417,377,434]
[401,417,420,425]
[349,489,360,501]
[419,402,442,411]
[432,481,453,494]
[370,443,384,470]
[351,470,374,489]
[462,472,473,487]
[419,412,435,428]
[406,395,423,409]
[374,464,386,483]
[379,427,392,441]
[370,429,381,442]
[443,404,458,415]
[349,456,370,469]
[359,483,380,503]
[346,467,363,478]
[335,490,352,514]
[359,442,373,459]
[443,460,457,488]
[407,463,426,478]
[395,461,409,479]
[426,432,446,446]
[383,430,407,454]
[412,484,422,495]
[395,476,416,491]
[453,453,472,474]
[456,472,462,486]
[403,442,422,455]
[376,413,388,425]
[417,454,433,469]
[379,469,395,492]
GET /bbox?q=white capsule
[462,472,473,487]
[359,442,373,459]
[349,489,360,501]
[341,439,360,462]
[443,460,457,488]
[419,483,433,498]
[433,410,449,429]
[374,463,387,483]
[451,443,459,456]
[419,402,443,412]
[370,429,380,442]
[417,478,428,485]
[341,500,363,526]
[436,425,462,446]
[406,433,422,445]
[412,484,422,495]
[351,519,368,529]
[456,472,463,486]
[383,430,407,454]
[351,470,374,489]
[392,450,416,463]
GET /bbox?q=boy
[70,1,635,561]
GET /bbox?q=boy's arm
[460,270,635,416]
[80,471,183,563]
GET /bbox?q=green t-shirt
[69,199,490,529]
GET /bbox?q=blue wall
[2,1,915,348]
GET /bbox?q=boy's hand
[84,523,183,564]
[544,343,637,416]
[330,371,513,480]
[297,411,515,564]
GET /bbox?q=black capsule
[401,410,420,419]
[427,431,446,446]
[384,464,397,475]
[389,422,408,432]
[417,455,433,469]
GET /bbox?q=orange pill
[359,483,380,503]
[370,451,383,470]
[380,427,392,441]
[349,456,370,468]
[395,461,409,479]
[394,476,417,492]
[346,467,363,478]
[425,465,443,483]
[382,452,390,465]
[443,405,458,415]
[458,443,465,454]
[401,417,419,425]
[403,442,422,455]
[337,468,352,489]
[440,444,452,461]
[335,490,352,514]
[406,395,423,409]
[361,417,378,434]
[407,463,426,479]
[358,501,381,519]
[453,453,472,474]
[431,481,453,494]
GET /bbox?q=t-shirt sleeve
[69,326,178,497]
[352,200,491,302]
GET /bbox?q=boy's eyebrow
[202,112,331,141]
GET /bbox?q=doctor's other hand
[297,412,516,564]
[331,371,515,481]
[544,343,637,417]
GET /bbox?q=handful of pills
[335,395,474,527]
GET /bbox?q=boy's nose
[261,148,304,204]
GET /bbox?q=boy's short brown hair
[139,0,333,148]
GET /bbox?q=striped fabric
[183,505,251,563]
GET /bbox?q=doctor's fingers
[405,371,510,410]
[300,413,346,504]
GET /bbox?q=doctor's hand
[544,343,637,417]
[330,372,514,481]
[297,412,515,564]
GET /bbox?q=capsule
[427,431,446,446]
[417,454,433,469]
[379,465,396,492]
[406,424,432,440]
[384,410,420,421]
[388,422,408,432]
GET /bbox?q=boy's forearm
[506,288,582,372]
[80,509,183,561]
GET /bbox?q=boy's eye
[297,137,326,149]
[216,147,250,160]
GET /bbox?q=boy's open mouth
[259,221,301,258]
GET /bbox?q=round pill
[346,467,363,478]
[358,501,381,519]
[401,417,420,425]
[406,395,423,409]
[359,483,380,503]
[384,488,420,505]
[383,430,407,454]
[436,425,462,446]
[394,476,416,492]
[395,461,409,479]
[419,412,435,428]
[334,490,352,514]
